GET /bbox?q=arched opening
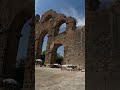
[56,45,64,65]
[3,11,32,83]
[15,19,31,86]
[51,44,64,65]
[40,34,48,64]
[54,20,66,36]
[16,19,31,66]
[40,10,57,22]
[59,23,66,34]
[36,31,47,57]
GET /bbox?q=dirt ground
[35,66,85,90]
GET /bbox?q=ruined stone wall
[86,0,120,90]
[62,27,85,66]
[0,0,34,89]
[35,10,85,67]
[0,0,34,78]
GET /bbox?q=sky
[35,0,85,26]
[17,0,85,60]
[35,0,85,56]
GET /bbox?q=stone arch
[53,14,67,36]
[53,44,64,64]
[4,10,32,78]
[46,42,65,64]
[54,14,67,27]
[53,16,77,36]
[36,29,48,59]
[40,9,57,22]
[35,10,82,66]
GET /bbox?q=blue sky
[36,0,85,56]
[35,0,85,26]
[42,26,65,56]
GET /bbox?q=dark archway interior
[15,19,32,86]
[56,45,64,65]
[42,34,48,52]
[3,12,32,87]
[16,19,32,65]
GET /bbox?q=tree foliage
[41,50,63,64]
[56,53,63,64]
[40,50,46,64]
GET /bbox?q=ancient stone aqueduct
[0,0,85,89]
[0,0,120,89]
[35,10,85,66]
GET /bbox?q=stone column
[44,37,53,64]
[50,45,57,64]
[0,29,8,78]
[44,30,55,64]
[62,46,68,65]
[4,30,22,78]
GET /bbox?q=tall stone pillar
[44,35,53,64]
[44,29,55,64]
[0,28,8,78]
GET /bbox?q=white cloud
[61,8,85,27]
[35,0,40,14]
[35,0,38,10]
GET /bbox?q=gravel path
[35,67,85,90]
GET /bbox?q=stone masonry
[35,10,85,67]
[86,0,120,90]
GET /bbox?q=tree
[40,50,63,65]
[41,50,46,64]
[56,53,63,65]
